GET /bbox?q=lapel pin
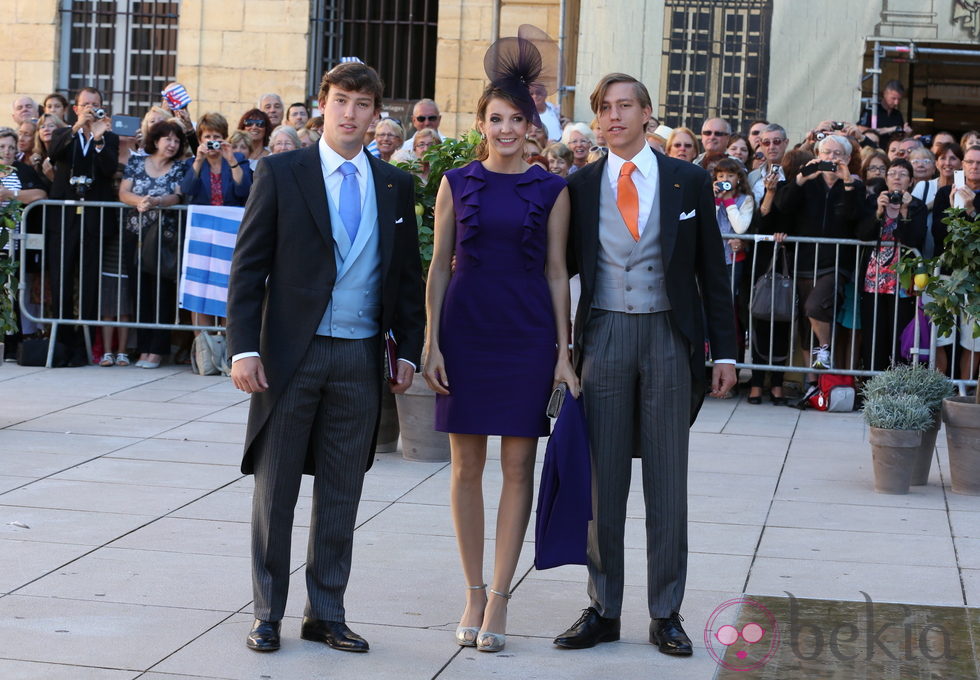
[387,183,393,189]
[673,183,680,188]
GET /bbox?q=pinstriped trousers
[250,335,380,622]
[581,310,691,619]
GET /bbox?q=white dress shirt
[539,102,562,141]
[318,135,370,212]
[605,144,658,237]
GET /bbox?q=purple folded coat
[534,393,592,570]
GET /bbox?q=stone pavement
[0,363,977,679]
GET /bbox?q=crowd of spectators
[0,77,977,387]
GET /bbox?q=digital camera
[205,140,222,151]
[887,190,904,205]
[715,180,733,192]
[93,108,106,120]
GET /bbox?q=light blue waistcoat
[316,167,382,338]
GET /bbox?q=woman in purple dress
[423,34,579,653]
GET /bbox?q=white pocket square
[679,210,696,220]
[394,217,404,224]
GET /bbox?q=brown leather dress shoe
[300,617,370,652]
[553,607,621,649]
[246,619,281,652]
[650,613,694,656]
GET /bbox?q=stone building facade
[1,1,978,145]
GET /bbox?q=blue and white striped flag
[179,205,245,318]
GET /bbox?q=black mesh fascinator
[483,25,558,130]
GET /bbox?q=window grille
[660,0,773,130]
[309,0,438,102]
[58,0,179,116]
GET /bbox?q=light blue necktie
[338,161,360,243]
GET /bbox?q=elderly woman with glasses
[666,127,699,162]
[560,122,594,175]
[373,118,404,162]
[237,108,271,170]
[268,125,301,154]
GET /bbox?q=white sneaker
[811,345,831,370]
[99,353,115,367]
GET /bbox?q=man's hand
[231,356,269,394]
[710,363,737,398]
[72,107,94,134]
[389,359,415,395]
[91,116,111,142]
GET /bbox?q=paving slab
[47,457,243,490]
[0,478,207,515]
[0,660,139,679]
[0,594,227,670]
[766,499,952,536]
[105,437,242,466]
[0,429,140,456]
[18,546,253,612]
[0,538,94,593]
[0,505,155,546]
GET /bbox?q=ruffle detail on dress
[456,162,487,265]
[513,165,550,270]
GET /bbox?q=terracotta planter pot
[942,396,980,495]
[910,410,942,486]
[869,427,921,495]
[375,388,400,454]
[395,379,451,462]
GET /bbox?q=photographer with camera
[748,124,788,203]
[856,158,925,371]
[45,87,120,362]
[775,134,867,370]
[180,112,251,208]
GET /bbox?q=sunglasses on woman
[244,119,266,128]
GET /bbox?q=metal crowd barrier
[719,232,977,394]
[6,201,978,392]
[14,199,224,368]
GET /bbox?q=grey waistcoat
[592,172,671,314]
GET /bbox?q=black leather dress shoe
[301,617,369,652]
[246,619,281,652]
[650,613,693,656]
[553,607,621,649]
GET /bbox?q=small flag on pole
[179,205,245,318]
[162,83,192,110]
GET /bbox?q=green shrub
[861,365,955,413]
[863,393,934,431]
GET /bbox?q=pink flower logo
[704,597,780,671]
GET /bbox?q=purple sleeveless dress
[435,162,567,437]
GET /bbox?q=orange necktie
[618,161,640,241]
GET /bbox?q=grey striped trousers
[581,310,691,619]
[250,335,380,622]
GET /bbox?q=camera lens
[93,108,106,119]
